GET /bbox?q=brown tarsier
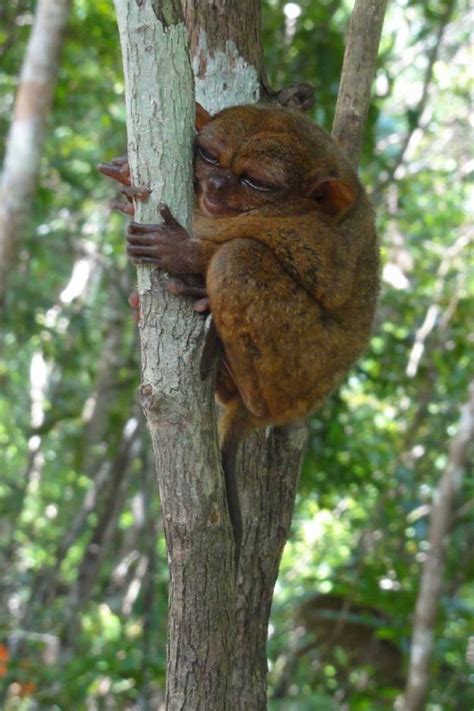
[99,103,379,565]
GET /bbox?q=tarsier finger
[121,185,150,200]
[97,160,130,186]
[129,221,161,234]
[112,200,134,216]
[128,291,140,309]
[166,278,208,299]
[159,204,180,228]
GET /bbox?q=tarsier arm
[195,212,362,311]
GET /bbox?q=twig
[332,0,389,167]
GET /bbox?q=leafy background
[0,0,472,708]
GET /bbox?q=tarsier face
[194,104,358,218]
[195,108,294,216]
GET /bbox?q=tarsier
[99,103,379,565]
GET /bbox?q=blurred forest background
[0,0,472,708]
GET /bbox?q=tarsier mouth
[200,189,239,217]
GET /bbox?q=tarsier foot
[166,278,210,313]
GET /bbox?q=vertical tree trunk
[113,2,235,708]
[402,383,473,711]
[178,4,310,706]
[0,0,72,308]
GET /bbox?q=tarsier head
[194,103,359,219]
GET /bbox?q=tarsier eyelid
[240,175,276,192]
[198,146,219,165]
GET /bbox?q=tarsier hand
[127,205,210,312]
[127,205,192,270]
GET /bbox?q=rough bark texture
[402,383,474,711]
[332,0,388,166]
[113,2,235,708]
[181,0,262,111]
[180,5,310,708]
[233,424,308,708]
[0,0,71,308]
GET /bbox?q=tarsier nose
[208,175,227,191]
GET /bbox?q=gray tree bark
[113,2,235,708]
[0,0,72,308]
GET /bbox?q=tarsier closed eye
[240,175,276,192]
[198,145,219,165]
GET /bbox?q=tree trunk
[402,383,474,711]
[0,0,71,309]
[113,2,236,708]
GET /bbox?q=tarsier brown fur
[99,103,379,567]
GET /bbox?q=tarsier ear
[195,102,212,131]
[306,177,356,215]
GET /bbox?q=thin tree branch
[332,0,388,166]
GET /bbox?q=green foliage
[0,0,472,708]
